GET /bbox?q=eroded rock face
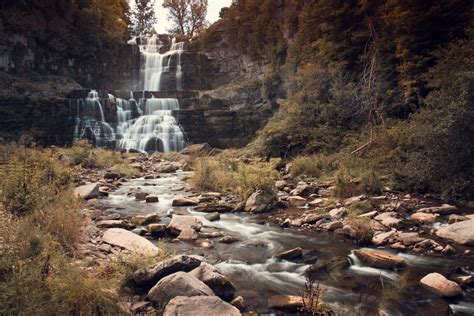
[436,220,474,245]
[133,255,202,286]
[353,249,406,270]
[163,296,241,316]
[102,228,159,256]
[189,262,236,301]
[244,190,275,213]
[420,273,463,297]
[147,272,214,305]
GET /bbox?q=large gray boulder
[74,183,99,200]
[101,228,159,256]
[436,219,474,245]
[244,189,275,213]
[147,272,214,305]
[133,255,202,286]
[163,296,241,316]
[189,262,236,301]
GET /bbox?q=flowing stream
[101,171,474,315]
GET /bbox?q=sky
[154,0,233,34]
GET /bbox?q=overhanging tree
[163,0,208,38]
[128,0,157,37]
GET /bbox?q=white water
[140,35,185,91]
[119,97,185,152]
[73,90,115,147]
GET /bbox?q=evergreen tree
[128,0,157,37]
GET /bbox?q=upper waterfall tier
[139,35,185,92]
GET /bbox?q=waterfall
[119,98,185,152]
[140,35,185,91]
[73,90,115,147]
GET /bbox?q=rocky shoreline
[71,146,474,315]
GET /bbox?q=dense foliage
[201,0,473,197]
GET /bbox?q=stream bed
[100,171,474,315]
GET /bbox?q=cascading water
[119,97,185,152]
[73,90,115,147]
[140,35,185,91]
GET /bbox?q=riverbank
[69,145,474,315]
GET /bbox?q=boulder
[448,214,468,224]
[287,196,307,207]
[372,230,396,246]
[189,262,236,301]
[329,207,347,220]
[268,295,303,311]
[135,192,149,201]
[167,215,203,235]
[133,255,202,286]
[410,212,439,223]
[177,228,198,240]
[397,232,423,246]
[420,273,463,297]
[436,220,474,245]
[74,183,99,200]
[205,212,220,221]
[320,220,343,231]
[417,204,459,215]
[163,296,241,316]
[290,182,314,197]
[148,272,214,305]
[305,256,349,276]
[277,247,303,260]
[102,228,159,256]
[353,249,406,269]
[172,196,199,206]
[147,224,167,236]
[244,189,275,213]
[195,202,234,213]
[145,195,159,203]
[218,236,239,244]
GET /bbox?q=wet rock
[145,195,159,203]
[372,230,396,246]
[441,244,456,255]
[410,212,439,223]
[268,295,303,311]
[436,219,474,245]
[167,215,203,235]
[329,207,347,220]
[244,189,275,213]
[198,231,223,238]
[102,228,159,256]
[320,220,343,231]
[448,214,468,224]
[195,202,234,213]
[132,227,147,236]
[147,272,214,305]
[74,183,100,200]
[189,262,236,301]
[290,182,315,197]
[198,239,214,249]
[302,213,324,224]
[453,275,474,286]
[135,192,149,201]
[413,239,441,252]
[96,219,129,229]
[172,196,199,206]
[398,232,424,246]
[218,236,239,244]
[417,204,459,215]
[131,213,160,226]
[163,296,241,316]
[305,256,349,276]
[277,247,303,260]
[205,212,220,221]
[133,255,202,286]
[147,224,167,236]
[420,272,463,297]
[353,249,406,270]
[287,196,307,207]
[230,296,245,311]
[177,228,198,240]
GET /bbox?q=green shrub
[334,167,383,198]
[111,162,139,178]
[290,154,339,179]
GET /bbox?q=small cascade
[73,90,115,147]
[140,35,185,91]
[119,97,185,152]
